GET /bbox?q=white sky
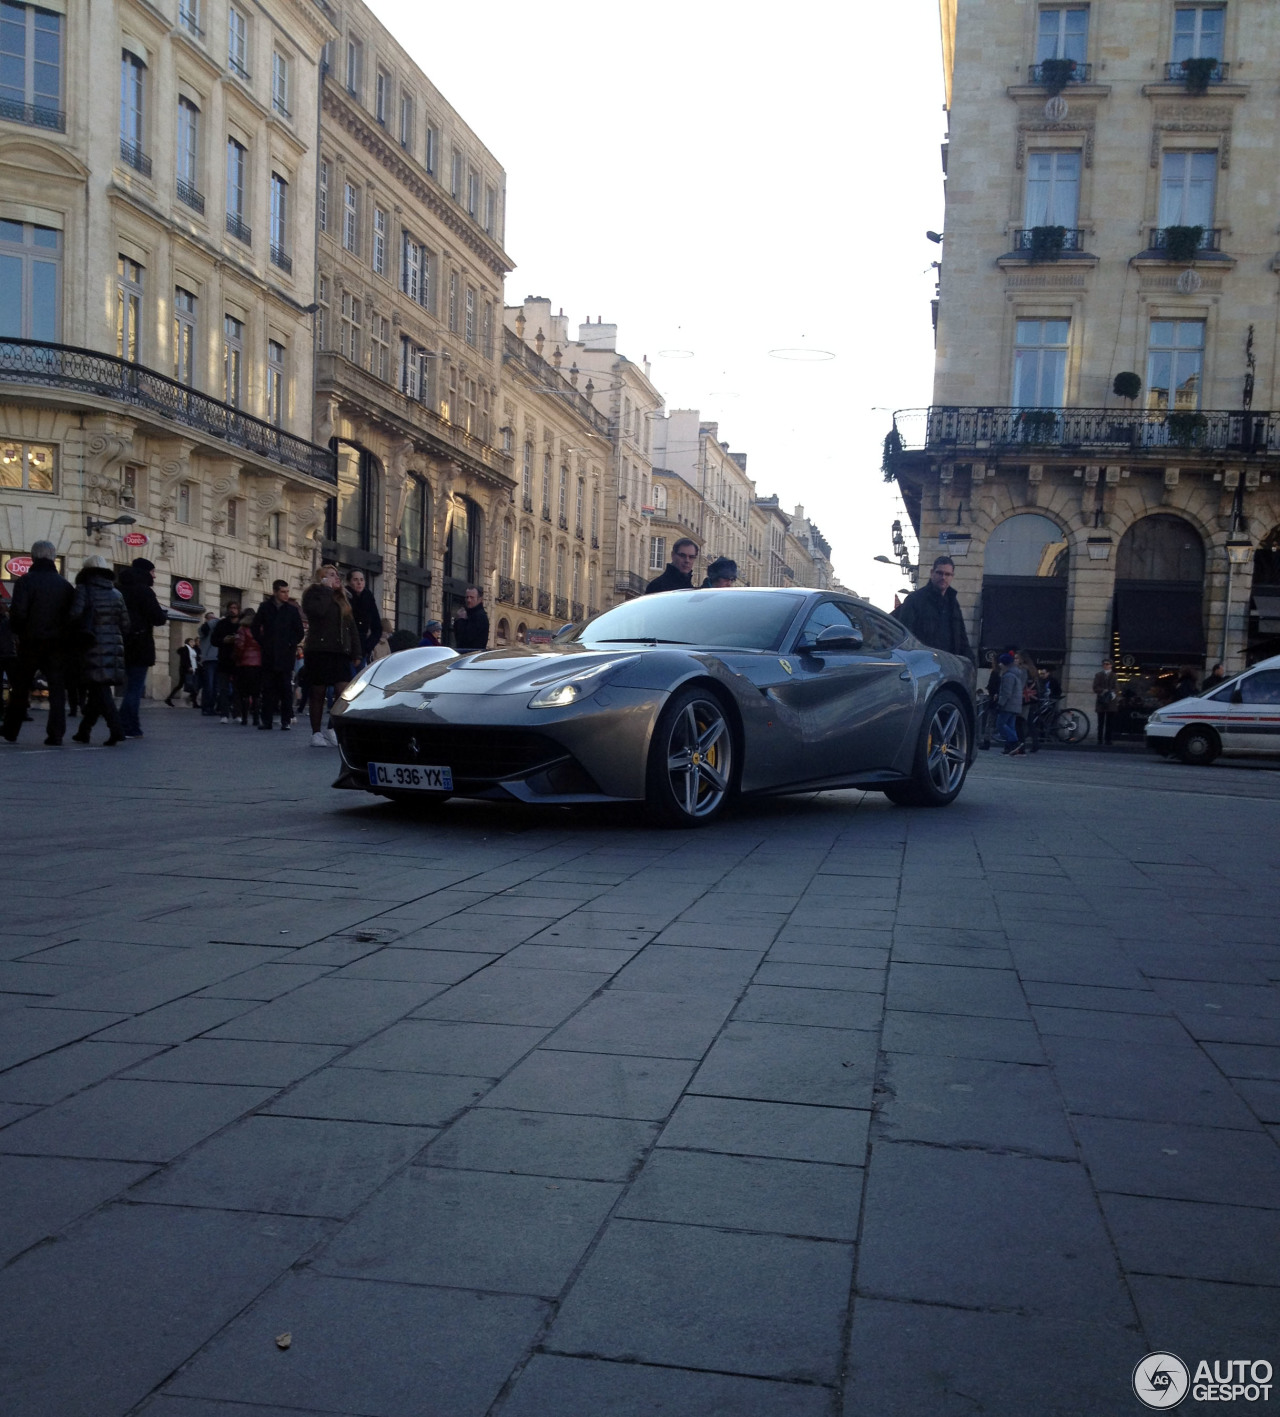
[370,0,947,608]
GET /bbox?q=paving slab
[335,1018,547,1077]
[478,1048,696,1119]
[0,1006,127,1071]
[122,1040,341,1086]
[0,1040,164,1104]
[409,965,603,1027]
[546,1218,853,1383]
[1100,1193,1280,1286]
[547,988,738,1059]
[886,962,1030,1020]
[163,1269,546,1417]
[204,978,444,1044]
[657,1094,869,1165]
[264,1065,487,1126]
[91,997,263,1043]
[428,1107,657,1181]
[0,1154,154,1263]
[314,1165,620,1296]
[690,1022,878,1106]
[733,982,883,1030]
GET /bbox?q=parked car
[330,587,977,826]
[1145,653,1280,764]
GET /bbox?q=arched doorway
[979,513,1069,663]
[1248,525,1280,664]
[395,474,431,634]
[1113,514,1206,674]
[442,495,482,645]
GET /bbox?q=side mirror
[807,623,863,653]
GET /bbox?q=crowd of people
[0,540,493,750]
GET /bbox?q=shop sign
[122,532,149,547]
[173,579,195,601]
[4,555,32,577]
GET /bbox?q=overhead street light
[86,514,137,537]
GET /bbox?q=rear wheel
[883,691,971,808]
[644,687,735,827]
[1175,724,1220,766]
[1053,708,1090,744]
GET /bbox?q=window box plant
[1028,225,1067,263]
[1161,224,1204,263]
[1108,372,1142,443]
[1016,409,1060,444]
[1039,57,1078,95]
[1180,56,1219,94]
[1167,410,1208,446]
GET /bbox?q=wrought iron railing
[0,338,336,482]
[614,570,648,596]
[498,576,514,603]
[587,605,599,620]
[226,213,251,245]
[537,589,551,614]
[1147,226,1222,253]
[1010,228,1088,256]
[1028,60,1093,84]
[502,328,611,434]
[229,58,250,82]
[591,535,599,549]
[269,245,292,274]
[120,140,151,176]
[176,179,205,214]
[889,405,1280,457]
[1164,59,1229,83]
[0,97,65,132]
[571,600,583,622]
[518,582,533,608]
[541,507,551,522]
[521,494,533,512]
[554,596,568,621]
[558,513,568,530]
[575,524,584,540]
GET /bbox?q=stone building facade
[0,0,336,681]
[887,0,1280,704]
[651,410,755,581]
[313,0,513,645]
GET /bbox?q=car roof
[1247,653,1280,673]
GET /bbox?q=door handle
[899,670,912,680]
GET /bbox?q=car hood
[361,643,642,698]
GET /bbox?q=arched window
[500,516,513,578]
[496,617,509,644]
[326,442,382,555]
[538,535,550,592]
[395,472,430,633]
[443,495,482,584]
[519,525,531,588]
[979,513,1069,662]
[1116,514,1205,582]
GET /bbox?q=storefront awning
[980,578,1068,659]
[1113,582,1205,659]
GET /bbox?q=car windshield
[576,590,805,652]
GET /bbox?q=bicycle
[1025,696,1091,750]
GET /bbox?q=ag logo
[1133,1352,1190,1409]
[779,658,793,675]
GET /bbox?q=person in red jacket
[232,609,263,726]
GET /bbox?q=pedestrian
[452,585,490,650]
[345,569,383,666]
[212,601,241,722]
[117,558,167,738]
[1200,662,1228,696]
[1093,658,1119,745]
[644,538,698,594]
[252,580,304,730]
[196,611,220,715]
[301,563,359,746]
[995,652,1025,755]
[387,629,419,654]
[701,556,738,587]
[164,638,199,706]
[419,618,442,647]
[233,609,263,725]
[69,555,129,746]
[1,540,74,746]
[1015,650,1037,744]
[1038,666,1062,702]
[892,555,973,659]
[0,602,17,712]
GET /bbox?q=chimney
[578,319,617,352]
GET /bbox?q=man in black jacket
[253,580,305,729]
[453,586,490,651]
[644,538,699,594]
[117,558,168,737]
[892,556,972,660]
[1,541,73,745]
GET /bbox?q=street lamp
[1221,535,1255,664]
[86,514,137,537]
[1086,536,1113,561]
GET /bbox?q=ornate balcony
[119,140,151,177]
[887,405,1280,462]
[574,524,584,541]
[498,576,514,604]
[522,494,533,512]
[0,98,65,132]
[1028,60,1093,85]
[518,582,533,608]
[1008,227,1088,260]
[1164,59,1229,84]
[176,179,205,214]
[571,600,583,622]
[226,213,252,245]
[541,507,551,522]
[614,570,648,597]
[269,245,292,274]
[1146,226,1223,256]
[537,589,551,615]
[0,338,336,481]
[558,513,569,530]
[554,596,568,621]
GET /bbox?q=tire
[882,691,972,808]
[1175,724,1220,766]
[644,686,736,827]
[1053,708,1090,744]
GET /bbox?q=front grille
[339,723,568,780]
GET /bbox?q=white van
[1145,653,1280,765]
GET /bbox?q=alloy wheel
[666,698,732,819]
[925,700,969,795]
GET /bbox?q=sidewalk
[0,714,1277,1414]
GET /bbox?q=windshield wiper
[593,637,695,645]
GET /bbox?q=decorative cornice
[323,86,513,279]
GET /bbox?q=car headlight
[339,664,378,703]
[527,657,635,709]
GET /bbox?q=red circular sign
[4,555,32,577]
[122,531,149,547]
[174,579,194,601]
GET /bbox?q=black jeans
[2,644,66,742]
[260,669,295,727]
[78,682,124,740]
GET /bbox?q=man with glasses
[644,538,699,595]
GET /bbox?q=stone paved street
[1,710,1279,1416]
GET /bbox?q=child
[996,652,1025,756]
[233,610,263,726]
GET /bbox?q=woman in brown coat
[301,563,359,746]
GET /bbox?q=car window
[1207,684,1237,702]
[798,601,858,643]
[1239,670,1280,706]
[855,605,907,652]
[577,589,804,652]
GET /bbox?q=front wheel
[883,691,971,808]
[1175,724,1220,766]
[644,687,736,827]
[1053,708,1090,744]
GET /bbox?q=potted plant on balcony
[1016,408,1060,444]
[881,426,903,481]
[1039,57,1078,95]
[1161,224,1204,263]
[1108,372,1142,444]
[1029,225,1068,263]
[1180,56,1218,94]
[1167,410,1208,446]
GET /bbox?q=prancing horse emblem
[406,737,420,759]
[779,659,793,675]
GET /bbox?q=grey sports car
[330,587,976,826]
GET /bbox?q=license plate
[367,762,453,791]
